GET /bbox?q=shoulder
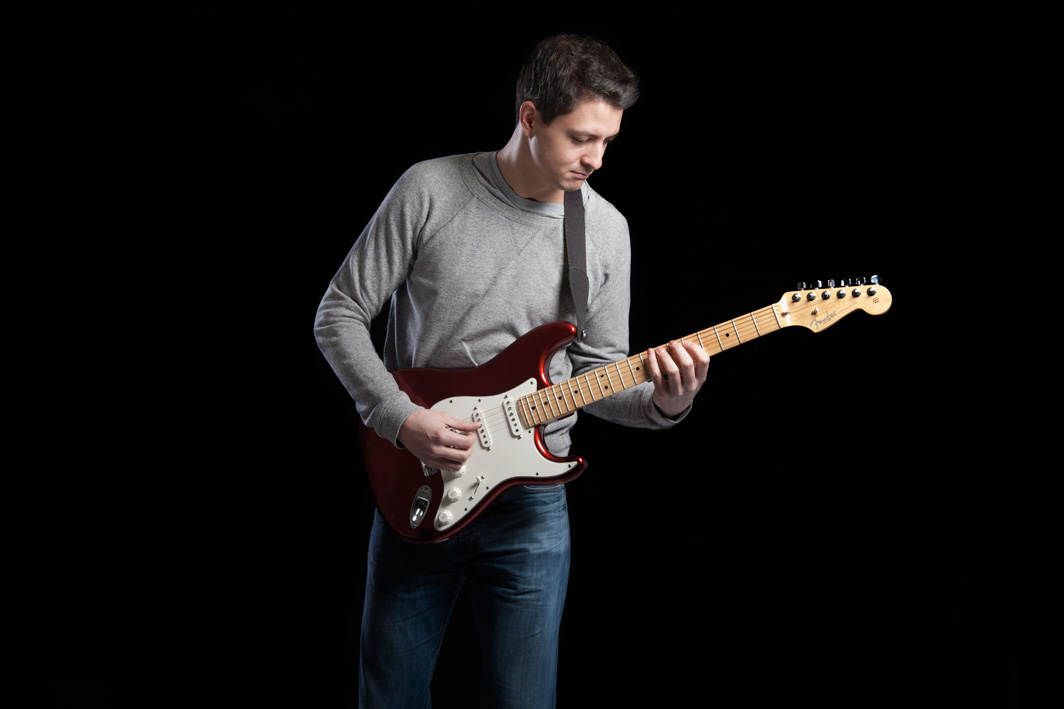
[393,154,476,194]
[584,185,631,247]
[373,154,479,226]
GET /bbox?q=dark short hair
[515,34,639,124]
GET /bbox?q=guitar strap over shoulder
[564,188,589,341]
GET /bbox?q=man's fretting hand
[646,340,710,418]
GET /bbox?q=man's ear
[518,100,538,138]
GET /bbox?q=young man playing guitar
[315,34,709,707]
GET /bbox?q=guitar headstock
[777,277,892,332]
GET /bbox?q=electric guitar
[359,279,892,543]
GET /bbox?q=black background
[5,2,1014,707]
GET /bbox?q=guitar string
[447,305,784,433]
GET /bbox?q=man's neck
[495,126,564,205]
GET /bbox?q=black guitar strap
[563,188,590,341]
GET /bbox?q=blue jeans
[359,484,571,709]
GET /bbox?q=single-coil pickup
[502,395,525,437]
[471,407,492,450]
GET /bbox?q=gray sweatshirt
[314,152,681,455]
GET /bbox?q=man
[315,34,709,708]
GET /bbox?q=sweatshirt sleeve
[313,169,426,446]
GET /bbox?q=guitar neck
[517,302,784,427]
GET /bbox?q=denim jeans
[359,484,571,709]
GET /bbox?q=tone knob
[447,487,462,502]
[437,510,453,526]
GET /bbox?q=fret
[517,395,528,427]
[547,385,563,416]
[560,384,574,414]
[593,370,606,398]
[583,372,597,402]
[750,312,761,337]
[626,356,640,386]
[603,365,617,393]
[568,379,586,408]
[573,378,587,405]
[520,394,538,427]
[531,389,547,420]
[543,387,559,419]
[730,319,743,343]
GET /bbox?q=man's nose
[581,145,604,171]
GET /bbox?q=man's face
[523,98,623,203]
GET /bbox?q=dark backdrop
[6,3,1014,707]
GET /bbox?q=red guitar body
[358,321,588,543]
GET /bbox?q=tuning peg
[827,279,836,288]
[797,282,807,291]
[870,274,880,284]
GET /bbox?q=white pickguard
[424,379,578,532]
